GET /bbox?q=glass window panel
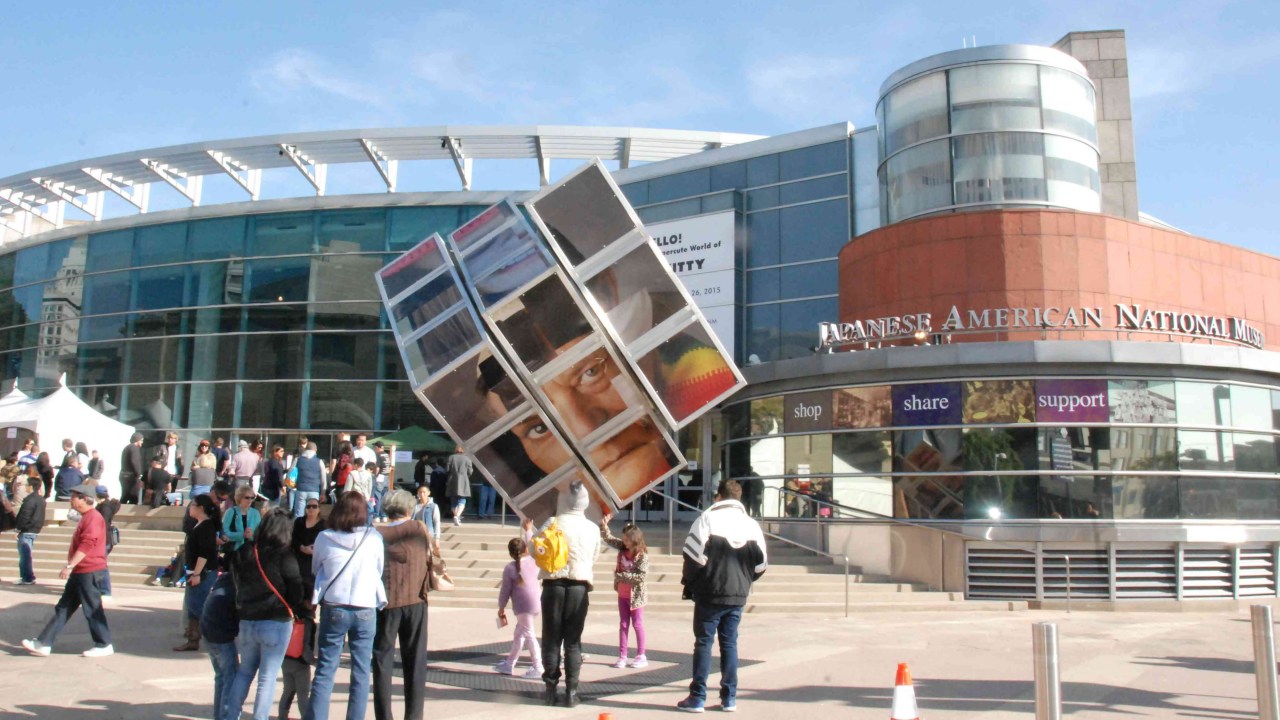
[1234,478,1280,520]
[749,396,783,436]
[1108,380,1176,423]
[745,186,780,211]
[1105,426,1178,471]
[952,132,1047,205]
[1037,475,1111,519]
[317,209,386,252]
[10,284,43,335]
[710,161,747,191]
[251,214,314,256]
[532,165,636,264]
[779,174,848,205]
[1040,66,1097,144]
[893,427,963,519]
[964,476,1039,520]
[852,130,881,236]
[746,210,780,267]
[700,192,736,213]
[389,207,455,251]
[883,72,949,155]
[785,433,832,475]
[308,381,377,431]
[779,141,847,181]
[246,258,310,303]
[1176,381,1233,427]
[183,378,237,430]
[949,63,1041,133]
[380,381,436,432]
[13,245,50,287]
[1231,385,1272,430]
[188,217,247,261]
[779,298,834,360]
[130,310,184,339]
[124,337,185,384]
[746,154,780,187]
[779,261,836,299]
[1045,135,1101,210]
[121,383,180,432]
[78,341,125,386]
[620,182,648,207]
[635,199,700,224]
[402,309,482,385]
[1180,477,1243,520]
[962,427,1038,473]
[312,303,382,332]
[648,169,711,204]
[779,199,848,263]
[136,223,187,265]
[833,430,892,473]
[1112,476,1180,519]
[1038,427,1111,472]
[245,304,308,333]
[133,265,187,311]
[1234,433,1279,473]
[86,229,136,272]
[834,386,893,429]
[884,138,952,223]
[0,253,14,295]
[1178,430,1234,471]
[242,332,306,380]
[186,262,234,306]
[311,332,381,381]
[744,303,779,364]
[746,268,779,304]
[1273,390,1280,430]
[239,381,304,430]
[389,273,462,337]
[379,237,447,301]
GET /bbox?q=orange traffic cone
[597,714,615,720]
[890,663,920,720]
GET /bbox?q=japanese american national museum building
[3,29,1278,602]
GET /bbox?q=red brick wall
[838,209,1280,350]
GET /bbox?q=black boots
[543,682,558,706]
[565,681,581,708]
[173,618,200,652]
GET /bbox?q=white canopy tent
[0,376,136,498]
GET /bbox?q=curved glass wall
[0,206,488,448]
[878,57,1100,223]
[723,377,1280,522]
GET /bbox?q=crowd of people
[2,426,770,716]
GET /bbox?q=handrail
[651,489,851,618]
[766,485,889,520]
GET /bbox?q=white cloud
[411,49,491,102]
[252,49,396,115]
[746,55,862,122]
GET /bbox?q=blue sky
[1,1,1277,254]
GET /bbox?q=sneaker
[453,516,461,527]
[16,579,35,586]
[82,645,114,658]
[522,666,544,680]
[677,696,705,713]
[21,639,50,657]
[101,595,113,604]
[721,700,737,712]
[629,655,648,668]
[493,661,514,675]
[611,657,628,669]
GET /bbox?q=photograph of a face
[637,322,739,423]
[379,234,447,301]
[539,338,647,443]
[422,347,525,443]
[403,308,482,386]
[532,164,638,265]
[585,243,686,345]
[472,414,567,501]
[587,417,680,505]
[491,273,592,373]
[390,271,463,338]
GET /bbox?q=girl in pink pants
[496,537,544,679]
[601,515,650,668]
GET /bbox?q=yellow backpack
[532,519,569,573]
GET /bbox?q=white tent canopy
[0,375,136,497]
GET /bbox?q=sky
[1,0,1277,254]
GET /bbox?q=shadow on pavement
[0,600,190,660]
[0,698,205,720]
[1135,655,1260,675]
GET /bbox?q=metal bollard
[1033,622,1062,720]
[1253,605,1280,720]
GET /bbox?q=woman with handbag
[226,508,306,720]
[174,493,220,651]
[305,491,386,720]
[372,490,436,720]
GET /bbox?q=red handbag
[254,546,306,658]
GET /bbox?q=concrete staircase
[0,506,1025,613]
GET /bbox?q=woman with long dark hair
[306,491,385,720]
[227,508,305,720]
[34,451,53,499]
[175,493,221,651]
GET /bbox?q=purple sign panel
[892,383,962,426]
[1036,379,1109,423]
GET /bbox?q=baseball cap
[69,482,99,499]
[95,485,109,498]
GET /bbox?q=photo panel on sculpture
[421,346,526,443]
[538,337,649,444]
[471,412,572,503]
[587,416,681,506]
[389,271,464,338]
[378,234,448,302]
[401,308,483,387]
[585,242,687,345]
[531,163,638,265]
[491,272,592,374]
[467,223,553,308]
[636,321,741,425]
[517,470,611,525]
[450,202,518,255]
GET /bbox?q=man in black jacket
[3,476,45,584]
[678,479,768,713]
[120,434,144,505]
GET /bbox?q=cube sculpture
[376,161,744,521]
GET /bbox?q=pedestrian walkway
[0,582,1267,718]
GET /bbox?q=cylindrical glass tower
[877,45,1101,224]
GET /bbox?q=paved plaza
[0,580,1270,719]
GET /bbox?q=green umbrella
[370,425,455,453]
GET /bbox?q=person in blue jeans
[477,482,496,519]
[677,480,768,713]
[228,509,307,720]
[306,491,386,720]
[3,475,45,584]
[201,571,240,720]
[293,442,324,519]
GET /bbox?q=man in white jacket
[537,481,601,708]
